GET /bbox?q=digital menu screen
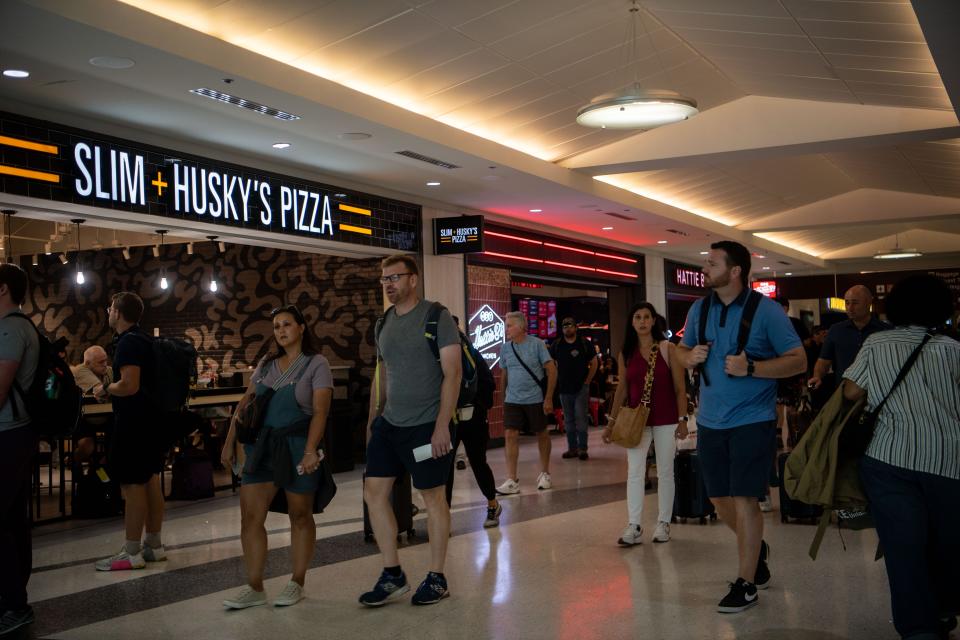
[518,298,557,339]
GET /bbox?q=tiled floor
[23,431,910,639]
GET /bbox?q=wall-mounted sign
[752,280,778,297]
[0,111,420,251]
[468,304,505,370]
[433,215,484,255]
[512,280,543,289]
[666,260,706,291]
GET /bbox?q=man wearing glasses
[551,317,598,461]
[360,255,461,607]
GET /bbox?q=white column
[419,207,466,326]
[644,254,667,315]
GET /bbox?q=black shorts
[503,403,547,433]
[108,418,166,485]
[697,421,777,499]
[365,416,454,490]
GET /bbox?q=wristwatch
[679,416,689,422]
[746,358,756,377]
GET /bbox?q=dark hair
[263,305,320,363]
[710,241,751,288]
[381,254,419,277]
[775,296,790,309]
[885,274,954,329]
[111,291,143,323]
[621,302,665,364]
[0,263,28,304]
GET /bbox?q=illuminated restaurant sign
[666,260,706,291]
[752,280,778,297]
[433,215,483,255]
[0,111,420,251]
[468,304,505,369]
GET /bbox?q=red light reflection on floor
[557,573,633,640]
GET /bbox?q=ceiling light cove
[751,232,822,258]
[594,175,739,227]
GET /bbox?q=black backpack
[149,337,198,413]
[695,290,763,388]
[7,313,82,438]
[471,338,495,410]
[375,302,479,410]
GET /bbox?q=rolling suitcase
[672,450,716,524]
[168,448,215,500]
[778,452,823,523]
[362,472,415,542]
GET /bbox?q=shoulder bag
[611,343,660,448]
[235,354,308,445]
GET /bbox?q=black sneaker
[717,578,759,614]
[358,570,410,607]
[561,450,579,459]
[0,606,35,636]
[755,540,771,590]
[483,502,502,528]
[411,572,449,605]
[578,450,589,460]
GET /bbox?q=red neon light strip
[594,251,637,264]
[483,251,544,264]
[543,242,595,256]
[485,231,543,246]
[544,260,596,272]
[595,268,639,279]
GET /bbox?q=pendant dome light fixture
[874,234,922,260]
[156,229,169,289]
[71,218,86,284]
[576,0,698,130]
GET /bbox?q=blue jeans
[561,386,589,451]
[860,456,960,639]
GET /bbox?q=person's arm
[366,358,386,442]
[106,364,140,397]
[724,347,807,378]
[584,355,599,388]
[667,343,689,438]
[221,377,258,468]
[808,358,832,389]
[542,360,557,414]
[602,354,628,443]
[431,343,462,458]
[842,379,866,402]
[298,387,333,474]
[0,359,19,410]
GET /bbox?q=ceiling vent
[189,88,301,121]
[395,150,461,170]
[603,211,636,221]
[778,260,790,266]
[666,228,689,237]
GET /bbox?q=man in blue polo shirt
[678,241,806,614]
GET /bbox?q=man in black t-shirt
[93,292,166,572]
[550,318,598,460]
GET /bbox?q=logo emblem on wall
[468,304,505,370]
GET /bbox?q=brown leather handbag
[611,344,660,448]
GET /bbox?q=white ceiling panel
[455,0,586,45]
[826,53,939,75]
[833,67,944,88]
[811,38,932,60]
[385,48,510,98]
[413,0,518,28]
[650,12,799,33]
[798,20,925,43]
[348,30,483,86]
[780,0,919,24]
[487,2,625,62]
[521,21,647,77]
[438,78,559,126]
[856,94,953,110]
[645,0,793,18]
[846,81,949,100]
[730,72,850,94]
[675,28,818,52]
[423,63,537,115]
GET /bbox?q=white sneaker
[537,472,552,490]
[223,585,268,610]
[142,545,166,562]
[617,524,643,547]
[759,496,774,512]
[95,548,146,571]
[273,580,304,607]
[496,479,520,495]
[652,521,671,543]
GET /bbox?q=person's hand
[431,423,452,459]
[724,352,749,377]
[601,424,613,444]
[808,376,822,390]
[676,421,689,439]
[298,451,320,475]
[543,399,554,415]
[688,344,710,366]
[93,384,108,401]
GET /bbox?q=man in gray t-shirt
[0,263,39,634]
[360,255,461,608]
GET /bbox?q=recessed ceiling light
[762,266,770,270]
[272,142,291,149]
[2,69,29,78]
[334,193,347,198]
[339,132,372,141]
[426,181,441,186]
[657,240,668,244]
[482,174,502,181]
[699,251,709,255]
[602,226,614,231]
[89,56,135,69]
[785,272,793,276]
[529,209,542,213]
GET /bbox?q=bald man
[71,346,113,465]
[808,285,890,390]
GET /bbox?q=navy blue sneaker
[411,572,449,605]
[358,570,409,607]
[0,606,35,636]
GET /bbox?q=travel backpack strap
[808,509,832,560]
[735,290,764,356]
[423,302,444,361]
[696,295,712,387]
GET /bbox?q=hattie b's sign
[468,304,505,370]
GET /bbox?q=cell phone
[412,443,433,462]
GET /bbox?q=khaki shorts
[503,402,547,433]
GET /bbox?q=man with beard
[551,317,598,460]
[677,241,805,614]
[360,255,461,607]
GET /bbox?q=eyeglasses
[562,322,575,328]
[270,305,305,324]
[379,273,413,284]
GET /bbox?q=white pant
[626,424,677,526]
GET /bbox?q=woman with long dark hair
[603,302,688,546]
[220,305,333,609]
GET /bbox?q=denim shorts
[365,416,454,490]
[697,420,777,499]
[242,433,320,495]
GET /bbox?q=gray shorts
[503,402,547,433]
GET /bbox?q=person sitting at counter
[220,304,333,609]
[71,345,113,467]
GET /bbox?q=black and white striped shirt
[844,326,960,480]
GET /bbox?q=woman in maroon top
[603,302,689,546]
